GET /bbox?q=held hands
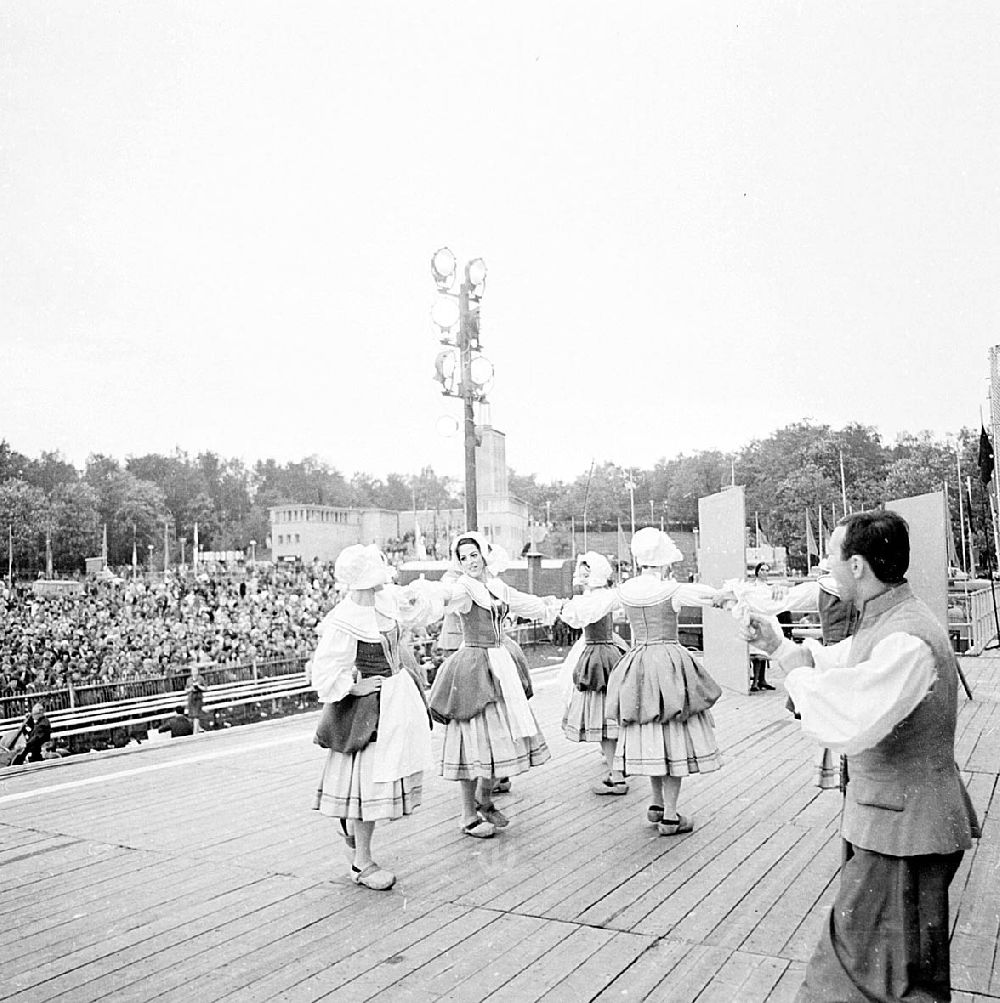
[737,612,783,654]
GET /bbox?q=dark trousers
[796,840,964,1002]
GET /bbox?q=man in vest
[744,510,978,1003]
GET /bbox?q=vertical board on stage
[885,490,948,628]
[699,486,751,695]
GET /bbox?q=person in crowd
[746,562,777,691]
[12,701,52,765]
[185,665,206,734]
[421,532,559,839]
[311,544,432,891]
[742,511,979,1002]
[558,552,629,794]
[606,528,728,836]
[157,706,194,738]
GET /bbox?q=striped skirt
[317,743,422,822]
[562,688,619,743]
[439,699,551,781]
[613,710,721,777]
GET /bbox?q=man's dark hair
[838,510,909,584]
[174,705,186,715]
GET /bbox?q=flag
[414,517,427,560]
[818,506,828,555]
[101,524,108,567]
[979,426,994,485]
[132,539,138,577]
[193,521,199,569]
[805,509,818,561]
[45,529,52,578]
[617,518,628,566]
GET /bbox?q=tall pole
[459,271,478,532]
[957,449,968,574]
[839,450,849,513]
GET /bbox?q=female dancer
[559,552,629,794]
[425,532,558,838]
[607,528,727,836]
[311,544,432,890]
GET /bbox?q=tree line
[0,420,993,574]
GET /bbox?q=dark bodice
[625,603,679,643]
[355,627,400,676]
[461,600,508,648]
[584,613,615,643]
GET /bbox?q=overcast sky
[3,2,999,485]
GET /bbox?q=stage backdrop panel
[698,486,750,695]
[885,491,948,628]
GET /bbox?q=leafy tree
[0,479,50,572]
[49,482,101,570]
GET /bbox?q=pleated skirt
[613,710,721,777]
[439,699,551,781]
[562,689,619,743]
[317,743,422,822]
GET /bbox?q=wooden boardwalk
[1,650,998,1002]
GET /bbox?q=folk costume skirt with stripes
[432,644,550,782]
[606,640,722,777]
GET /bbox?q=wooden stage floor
[1,650,998,1002]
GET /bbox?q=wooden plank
[695,950,790,1003]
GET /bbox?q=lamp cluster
[431,247,494,400]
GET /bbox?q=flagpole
[967,476,977,578]
[582,460,594,554]
[8,524,12,586]
[839,450,849,513]
[957,451,968,574]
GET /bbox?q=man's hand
[738,612,783,654]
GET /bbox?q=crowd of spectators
[0,566,342,699]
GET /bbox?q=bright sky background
[3,2,999,485]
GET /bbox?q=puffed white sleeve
[784,632,936,755]
[402,578,471,617]
[506,587,560,624]
[560,590,618,628]
[669,582,723,611]
[310,628,357,703]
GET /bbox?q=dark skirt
[607,642,721,724]
[428,647,501,721]
[796,840,963,1003]
[572,638,629,692]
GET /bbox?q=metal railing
[0,656,308,720]
[967,588,999,655]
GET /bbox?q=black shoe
[759,682,776,691]
[749,684,760,693]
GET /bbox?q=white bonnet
[334,544,388,590]
[577,551,613,588]
[630,527,683,568]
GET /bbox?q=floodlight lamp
[469,353,494,387]
[431,296,461,331]
[431,247,457,289]
[435,415,460,438]
[434,349,458,388]
[466,257,487,289]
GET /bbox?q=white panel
[885,491,948,628]
[698,487,750,695]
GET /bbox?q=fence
[0,656,308,721]
[968,588,1000,655]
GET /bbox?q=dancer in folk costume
[423,531,560,838]
[559,551,630,795]
[606,528,728,835]
[311,545,432,891]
